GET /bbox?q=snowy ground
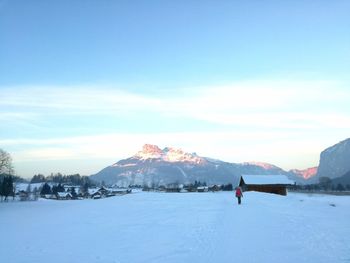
[1,191,349,263]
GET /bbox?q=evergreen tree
[336,183,345,191]
[51,185,58,195]
[57,183,65,192]
[1,176,14,201]
[71,187,77,199]
[40,183,52,196]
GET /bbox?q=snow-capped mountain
[91,144,290,187]
[134,144,204,164]
[91,138,350,186]
[316,138,350,180]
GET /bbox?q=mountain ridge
[91,144,314,187]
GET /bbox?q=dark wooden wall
[246,185,287,196]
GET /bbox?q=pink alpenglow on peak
[290,167,318,180]
[134,144,163,159]
[243,162,280,170]
[134,144,205,164]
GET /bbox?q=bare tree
[0,149,13,175]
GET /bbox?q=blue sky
[0,0,349,177]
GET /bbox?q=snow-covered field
[1,191,349,263]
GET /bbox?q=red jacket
[235,187,243,197]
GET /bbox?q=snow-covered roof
[88,188,100,195]
[241,175,294,185]
[57,192,72,197]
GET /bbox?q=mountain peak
[135,144,163,159]
[134,144,204,164]
[142,144,162,154]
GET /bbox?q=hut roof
[241,175,294,185]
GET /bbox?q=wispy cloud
[1,78,349,176]
[1,79,349,130]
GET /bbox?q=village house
[165,183,183,192]
[56,192,73,200]
[18,190,29,201]
[197,186,209,192]
[97,186,110,196]
[239,175,294,196]
[44,194,55,199]
[209,185,221,192]
[91,192,102,199]
[110,188,130,195]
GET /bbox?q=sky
[0,0,349,178]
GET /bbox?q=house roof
[88,188,100,195]
[241,175,294,185]
[56,192,72,197]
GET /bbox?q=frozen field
[1,191,349,263]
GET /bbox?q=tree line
[31,173,95,187]
[293,176,350,192]
[40,182,87,198]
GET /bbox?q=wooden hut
[239,175,294,196]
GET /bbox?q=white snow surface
[242,174,294,185]
[1,192,349,263]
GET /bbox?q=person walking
[235,186,243,205]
